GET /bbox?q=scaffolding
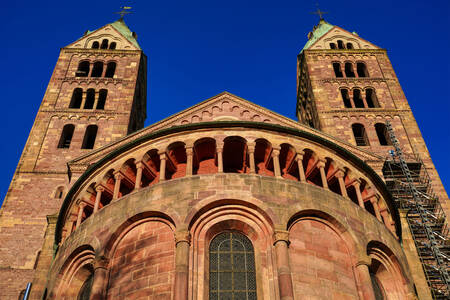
[382,121,450,299]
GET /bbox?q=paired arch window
[69,88,108,110]
[82,125,98,149]
[340,88,379,108]
[375,123,391,146]
[75,61,117,78]
[209,232,257,300]
[332,62,369,78]
[352,123,370,146]
[58,124,75,149]
[329,40,354,49]
[91,39,117,50]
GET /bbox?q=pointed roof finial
[115,6,132,20]
[310,3,328,21]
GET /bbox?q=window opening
[81,125,98,149]
[341,89,352,108]
[58,124,75,149]
[370,272,386,300]
[375,123,391,146]
[346,42,354,49]
[352,123,369,146]
[337,40,345,49]
[109,42,117,49]
[353,89,365,108]
[91,62,103,77]
[105,62,116,78]
[100,39,108,49]
[329,43,337,49]
[209,232,257,300]
[76,61,90,77]
[332,63,343,77]
[55,186,64,199]
[91,41,99,49]
[357,62,369,77]
[345,63,355,77]
[84,89,95,109]
[365,89,378,108]
[78,273,94,300]
[97,89,107,109]
[69,88,83,108]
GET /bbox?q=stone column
[355,261,376,300]
[89,256,109,300]
[135,161,144,190]
[93,91,99,110]
[186,147,193,176]
[159,152,167,181]
[113,172,123,200]
[370,195,383,222]
[247,144,256,174]
[349,89,356,108]
[295,152,306,182]
[353,181,365,208]
[80,92,87,110]
[93,186,104,214]
[274,230,294,300]
[217,143,224,173]
[174,231,191,300]
[272,148,282,177]
[335,170,347,197]
[75,202,86,228]
[317,160,328,189]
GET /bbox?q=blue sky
[1,0,449,206]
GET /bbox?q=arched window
[91,41,99,49]
[100,39,108,49]
[346,42,354,49]
[81,125,98,149]
[366,88,379,108]
[78,273,94,300]
[209,232,257,300]
[76,61,90,77]
[58,124,75,149]
[55,186,64,199]
[105,62,116,78]
[69,88,83,108]
[352,123,369,146]
[357,62,369,77]
[97,89,107,109]
[337,40,345,49]
[370,272,386,300]
[375,123,391,146]
[329,43,337,49]
[345,62,355,77]
[353,89,365,108]
[84,89,95,109]
[341,89,352,108]
[109,42,117,49]
[91,62,103,77]
[332,62,343,77]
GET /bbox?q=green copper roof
[111,19,141,49]
[301,19,334,52]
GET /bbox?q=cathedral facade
[0,17,448,300]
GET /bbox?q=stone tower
[0,19,146,298]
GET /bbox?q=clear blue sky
[1,0,449,206]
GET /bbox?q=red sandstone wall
[289,219,359,299]
[107,221,175,299]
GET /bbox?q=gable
[307,26,380,50]
[66,22,140,50]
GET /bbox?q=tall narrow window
[58,124,75,149]
[76,61,90,77]
[353,89,365,108]
[332,63,343,78]
[109,42,117,49]
[55,186,64,199]
[84,89,95,109]
[341,89,352,108]
[91,41,99,49]
[345,63,355,77]
[91,62,103,77]
[375,123,391,146]
[346,42,354,49]
[357,62,369,77]
[329,43,337,49]
[69,88,83,108]
[81,125,98,149]
[105,62,116,78]
[352,123,369,146]
[97,89,107,109]
[337,40,345,49]
[209,232,257,300]
[100,39,108,49]
[366,88,378,108]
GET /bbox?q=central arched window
[209,232,257,300]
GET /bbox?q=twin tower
[0,17,447,300]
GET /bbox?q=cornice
[41,109,128,116]
[302,49,386,55]
[62,48,141,56]
[313,78,396,84]
[54,77,132,85]
[319,109,410,115]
